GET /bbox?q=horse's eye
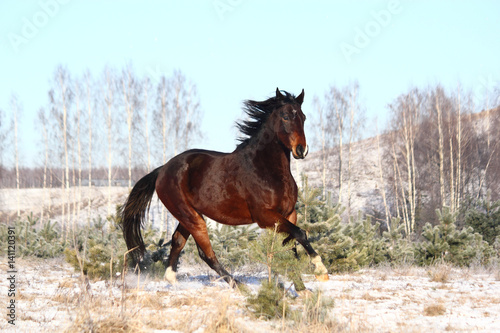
[282,114,290,121]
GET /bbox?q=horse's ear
[295,89,305,105]
[276,88,284,100]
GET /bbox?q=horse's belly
[193,198,253,225]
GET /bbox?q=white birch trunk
[456,86,462,211]
[376,124,391,230]
[11,97,21,218]
[143,78,151,172]
[105,69,114,217]
[347,87,356,217]
[85,73,93,222]
[435,94,446,207]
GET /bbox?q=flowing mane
[236,90,298,147]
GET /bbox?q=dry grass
[392,263,421,277]
[129,292,164,310]
[360,292,390,302]
[445,323,457,331]
[61,281,244,333]
[65,310,146,333]
[427,263,452,283]
[361,292,377,301]
[205,297,239,333]
[285,292,347,333]
[423,303,446,316]
[8,256,500,333]
[495,267,500,281]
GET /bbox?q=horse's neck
[245,128,292,172]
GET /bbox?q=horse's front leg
[283,210,299,258]
[257,210,329,281]
[278,219,329,280]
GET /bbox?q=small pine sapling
[415,207,494,266]
[382,217,414,264]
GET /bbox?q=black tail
[121,166,162,261]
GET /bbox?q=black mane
[236,90,297,147]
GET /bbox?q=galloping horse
[122,88,328,286]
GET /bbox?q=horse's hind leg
[195,242,235,285]
[164,224,190,284]
[191,223,235,286]
[167,207,235,286]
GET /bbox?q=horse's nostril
[296,145,304,158]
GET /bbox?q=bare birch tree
[324,86,348,203]
[375,121,391,230]
[102,66,117,216]
[155,75,171,165]
[170,70,202,155]
[433,89,446,207]
[346,82,364,216]
[49,66,73,239]
[386,88,422,234]
[10,95,22,218]
[312,96,329,196]
[84,70,94,221]
[0,109,6,184]
[320,82,365,213]
[143,76,152,172]
[73,80,84,225]
[120,65,141,189]
[37,107,50,223]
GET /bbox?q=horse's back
[156,148,226,191]
[155,149,254,225]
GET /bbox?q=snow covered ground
[0,187,130,224]
[1,257,499,332]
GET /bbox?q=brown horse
[122,88,328,286]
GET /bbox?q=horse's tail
[121,166,162,262]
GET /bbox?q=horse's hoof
[164,267,177,285]
[315,274,329,281]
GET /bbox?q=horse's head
[274,88,308,159]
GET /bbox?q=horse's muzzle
[294,144,309,159]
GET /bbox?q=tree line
[1,68,499,235]
[0,64,201,234]
[312,81,499,232]
[1,64,201,187]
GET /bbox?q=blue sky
[1,0,499,167]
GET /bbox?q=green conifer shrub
[464,194,500,246]
[382,217,414,264]
[414,207,494,266]
[249,227,310,289]
[246,227,310,319]
[0,213,64,258]
[310,205,368,272]
[246,278,290,320]
[295,179,381,272]
[345,213,387,266]
[289,290,335,326]
[64,215,127,279]
[211,224,259,269]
